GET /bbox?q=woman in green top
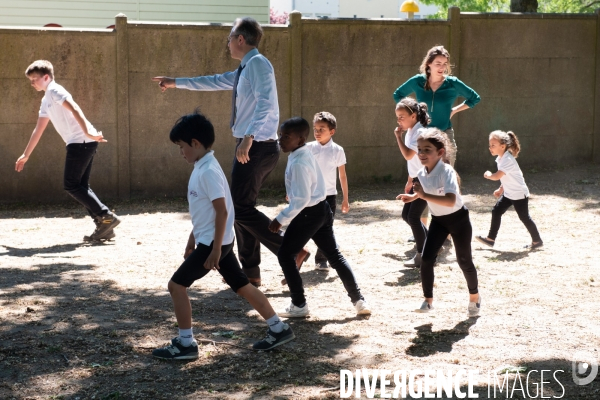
[393,45,480,166]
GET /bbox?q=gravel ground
[1,165,599,399]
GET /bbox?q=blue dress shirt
[175,48,279,142]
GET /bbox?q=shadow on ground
[406,319,478,357]
[0,262,360,399]
[1,243,90,257]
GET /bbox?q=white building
[271,0,438,19]
[0,0,269,28]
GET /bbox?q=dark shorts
[171,241,249,292]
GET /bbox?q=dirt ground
[1,164,600,400]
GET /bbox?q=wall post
[448,7,462,141]
[289,11,302,118]
[448,6,461,77]
[115,13,131,199]
[593,9,600,163]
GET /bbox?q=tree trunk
[510,0,538,12]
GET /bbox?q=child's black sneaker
[315,261,329,270]
[252,324,295,351]
[523,241,543,250]
[475,235,494,248]
[152,337,198,360]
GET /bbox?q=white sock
[266,314,284,333]
[178,327,194,347]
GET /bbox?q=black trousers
[401,188,428,253]
[314,194,337,263]
[488,195,542,242]
[421,207,478,299]
[230,139,283,279]
[64,142,109,219]
[278,200,364,307]
[171,241,250,292]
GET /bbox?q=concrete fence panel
[1,10,599,203]
[0,28,117,203]
[457,14,598,171]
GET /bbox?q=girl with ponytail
[392,45,480,167]
[476,130,543,249]
[398,128,480,317]
[394,97,431,267]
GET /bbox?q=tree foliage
[538,0,598,12]
[422,0,597,18]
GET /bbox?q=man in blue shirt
[153,17,308,286]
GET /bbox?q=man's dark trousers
[230,139,283,279]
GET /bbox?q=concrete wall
[456,13,599,171]
[299,18,450,183]
[0,27,118,203]
[125,22,291,198]
[1,9,600,203]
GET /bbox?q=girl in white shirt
[399,128,480,317]
[476,130,543,249]
[394,97,430,267]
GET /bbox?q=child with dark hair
[152,17,311,288]
[394,98,430,267]
[16,60,119,242]
[152,111,294,359]
[476,130,542,249]
[398,128,480,317]
[269,117,371,318]
[305,111,349,271]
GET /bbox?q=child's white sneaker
[279,302,309,318]
[354,299,371,315]
[403,253,421,268]
[468,295,482,317]
[415,301,433,313]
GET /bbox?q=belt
[235,138,277,144]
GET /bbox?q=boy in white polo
[152,111,294,359]
[305,112,349,270]
[269,117,370,318]
[15,60,120,242]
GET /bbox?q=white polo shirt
[306,139,346,196]
[496,152,529,200]
[417,159,464,216]
[188,151,235,246]
[404,122,425,178]
[39,81,97,145]
[276,145,327,226]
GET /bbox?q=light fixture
[400,0,419,20]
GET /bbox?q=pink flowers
[270,8,289,24]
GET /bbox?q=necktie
[230,64,245,129]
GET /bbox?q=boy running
[152,111,294,359]
[16,60,119,241]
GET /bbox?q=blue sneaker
[252,324,295,351]
[152,337,198,360]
